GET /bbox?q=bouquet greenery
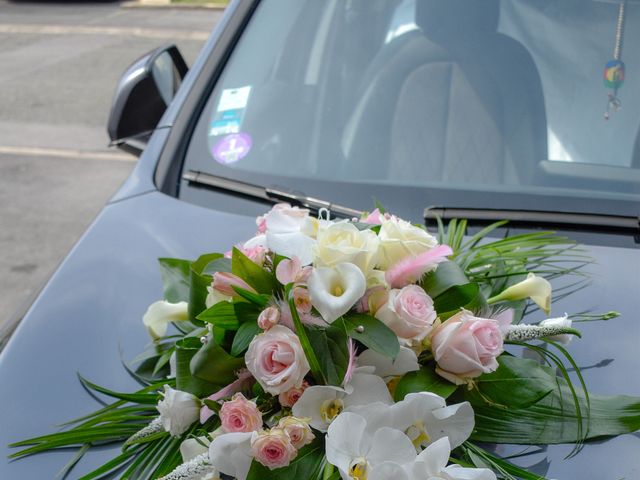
[10,205,640,479]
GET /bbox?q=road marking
[0,145,137,162]
[0,23,210,41]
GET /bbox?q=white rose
[377,217,438,269]
[157,385,201,437]
[314,222,380,275]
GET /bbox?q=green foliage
[175,337,218,397]
[196,301,239,329]
[189,335,246,389]
[232,247,279,294]
[189,253,225,323]
[158,258,192,303]
[340,313,400,359]
[231,321,262,356]
[393,366,457,401]
[464,356,556,409]
[306,325,349,386]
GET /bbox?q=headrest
[415,0,500,38]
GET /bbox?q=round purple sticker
[212,132,252,165]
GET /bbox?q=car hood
[0,191,638,478]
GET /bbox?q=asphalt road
[0,0,222,331]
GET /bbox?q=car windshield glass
[182,0,640,215]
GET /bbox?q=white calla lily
[326,412,416,480]
[488,273,552,314]
[208,432,254,480]
[358,346,420,379]
[180,436,212,462]
[292,372,393,432]
[308,263,366,323]
[143,300,189,339]
[407,437,497,480]
[390,392,475,450]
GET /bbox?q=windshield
[182,0,640,217]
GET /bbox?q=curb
[121,0,227,10]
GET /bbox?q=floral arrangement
[10,204,640,480]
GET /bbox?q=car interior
[187,0,640,198]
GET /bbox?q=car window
[182,0,640,213]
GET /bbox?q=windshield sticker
[210,86,252,136]
[212,132,253,165]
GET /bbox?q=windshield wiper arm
[183,170,362,219]
[425,207,640,238]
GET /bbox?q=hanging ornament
[604,1,627,120]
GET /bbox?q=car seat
[341,0,547,185]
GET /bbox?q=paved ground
[0,0,222,330]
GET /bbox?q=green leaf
[190,335,246,387]
[158,258,192,303]
[469,376,640,444]
[232,286,271,307]
[175,337,218,397]
[433,283,486,319]
[421,261,469,298]
[465,356,556,409]
[306,325,349,386]
[285,284,324,384]
[202,257,232,275]
[235,302,262,324]
[231,321,262,357]
[189,253,224,322]
[232,247,278,294]
[340,314,399,359]
[196,301,239,329]
[394,366,457,401]
[246,437,325,480]
[463,442,548,480]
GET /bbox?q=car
[1,0,639,478]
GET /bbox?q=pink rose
[245,326,310,395]
[212,272,256,297]
[224,245,266,265]
[277,416,314,449]
[258,306,281,330]
[251,429,298,470]
[220,393,263,433]
[431,310,504,385]
[375,285,436,340]
[278,381,309,408]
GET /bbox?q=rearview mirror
[107,45,188,156]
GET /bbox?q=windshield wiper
[425,207,640,239]
[182,170,363,219]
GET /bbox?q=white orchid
[488,272,552,314]
[245,204,318,265]
[157,386,201,437]
[143,300,189,339]
[208,431,254,480]
[307,263,366,323]
[390,392,475,450]
[326,412,416,480]
[358,346,420,379]
[406,437,497,480]
[292,371,393,432]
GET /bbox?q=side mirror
[107,45,188,156]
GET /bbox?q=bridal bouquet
[10,204,640,479]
